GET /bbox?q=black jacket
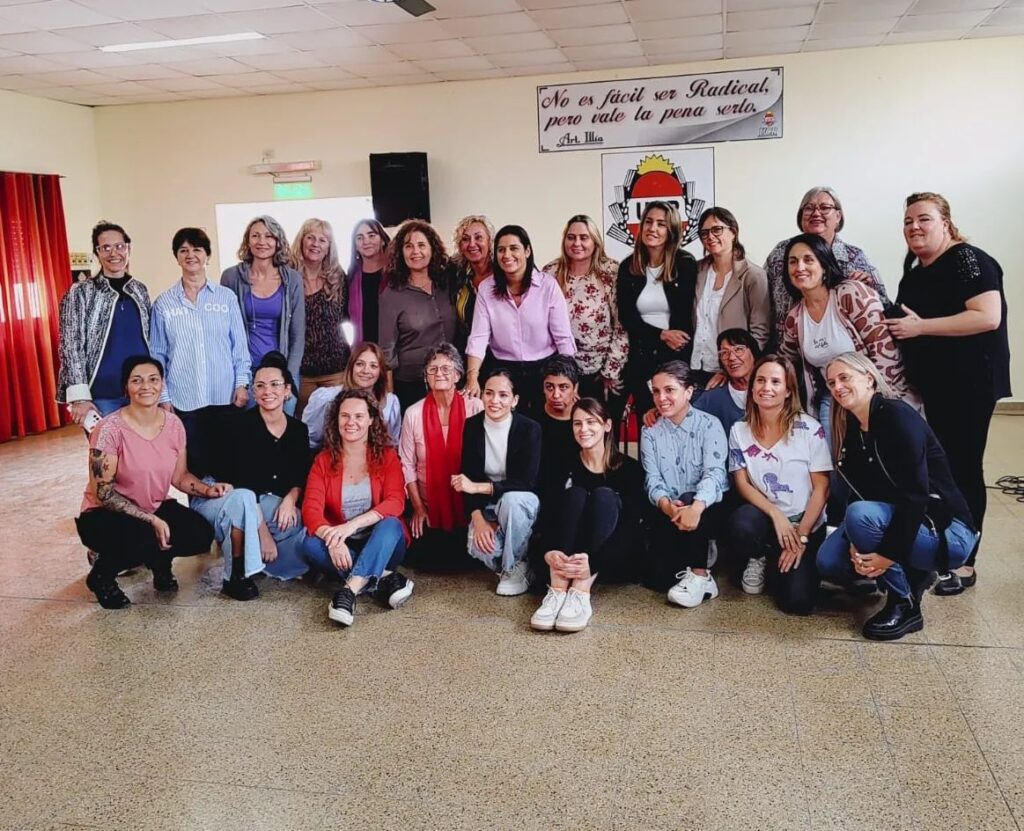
[836,394,975,564]
[615,250,698,365]
[460,412,541,519]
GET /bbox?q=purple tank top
[246,285,283,366]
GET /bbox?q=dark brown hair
[323,387,391,470]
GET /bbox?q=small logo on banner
[606,154,705,249]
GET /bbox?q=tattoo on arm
[89,449,105,480]
[96,481,153,523]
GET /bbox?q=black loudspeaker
[369,152,430,226]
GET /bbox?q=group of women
[62,186,1010,640]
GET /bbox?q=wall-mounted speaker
[369,152,430,227]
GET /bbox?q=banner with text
[538,67,782,153]
[601,147,715,262]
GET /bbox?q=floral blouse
[542,257,628,385]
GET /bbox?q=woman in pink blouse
[543,214,628,425]
[464,224,576,418]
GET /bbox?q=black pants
[76,500,214,577]
[176,404,238,479]
[644,498,722,591]
[922,392,995,566]
[405,527,469,572]
[547,486,635,579]
[726,504,823,615]
[490,355,551,420]
[393,379,426,414]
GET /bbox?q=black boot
[862,591,923,641]
[86,566,131,610]
[152,561,179,593]
[221,556,258,601]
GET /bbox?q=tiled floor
[1,417,1023,830]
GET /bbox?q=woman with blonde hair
[884,192,1009,594]
[221,215,304,415]
[726,354,831,613]
[289,218,349,414]
[615,201,697,418]
[542,214,628,414]
[451,214,495,345]
[818,351,978,640]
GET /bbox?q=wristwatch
[798,535,809,545]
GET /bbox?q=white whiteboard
[214,195,374,275]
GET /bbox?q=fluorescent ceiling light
[100,32,265,53]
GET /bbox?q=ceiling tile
[203,0,302,10]
[33,67,110,85]
[345,59,423,75]
[59,22,164,47]
[728,7,815,31]
[529,2,628,29]
[142,14,245,39]
[570,55,647,70]
[634,14,721,38]
[193,36,297,56]
[74,0,211,20]
[428,0,521,15]
[625,0,721,21]
[728,0,815,9]
[811,20,899,38]
[0,0,118,29]
[313,1,415,26]
[985,8,1024,25]
[272,66,357,82]
[308,45,399,64]
[488,46,566,66]
[440,11,539,37]
[45,50,138,69]
[233,50,327,71]
[884,27,965,42]
[725,41,802,57]
[369,72,438,86]
[119,45,208,63]
[167,57,253,76]
[217,6,340,35]
[643,33,723,54]
[145,75,232,91]
[306,77,374,89]
[351,20,451,43]
[967,23,1024,36]
[894,10,992,30]
[0,73,57,90]
[277,27,374,50]
[517,0,609,8]
[910,0,999,11]
[236,82,310,95]
[725,26,808,46]
[0,53,65,74]
[464,30,555,52]
[0,29,98,52]
[218,69,290,86]
[549,23,636,46]
[94,63,189,81]
[815,2,913,21]
[804,35,885,50]
[646,48,722,65]
[561,41,643,59]
[0,19,36,36]
[387,38,474,59]
[412,55,494,72]
[504,62,574,76]
[81,79,166,95]
[431,68,506,80]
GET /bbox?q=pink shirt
[465,270,576,361]
[81,410,186,514]
[399,395,484,491]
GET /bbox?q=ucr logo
[607,154,705,250]
[763,110,776,127]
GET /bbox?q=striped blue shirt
[640,406,729,508]
[150,280,251,411]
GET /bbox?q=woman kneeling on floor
[640,360,729,608]
[726,354,830,614]
[816,352,979,641]
[453,369,541,596]
[190,351,311,601]
[76,355,220,609]
[300,388,413,627]
[531,397,645,632]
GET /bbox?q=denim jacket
[57,275,152,403]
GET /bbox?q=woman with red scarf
[398,343,483,569]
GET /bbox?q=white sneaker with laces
[741,556,767,595]
[555,588,593,632]
[496,560,531,596]
[530,587,567,630]
[667,568,719,608]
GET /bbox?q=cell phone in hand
[82,409,102,435]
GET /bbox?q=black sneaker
[153,568,179,593]
[329,586,356,626]
[85,568,131,610]
[221,576,259,601]
[374,572,414,609]
[862,593,923,641]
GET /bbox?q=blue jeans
[92,396,128,416]
[466,491,540,574]
[298,517,406,583]
[817,501,978,598]
[191,488,307,580]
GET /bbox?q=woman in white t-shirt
[778,233,919,449]
[727,354,831,614]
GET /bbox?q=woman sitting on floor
[531,397,645,633]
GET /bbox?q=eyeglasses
[697,225,727,241]
[425,365,455,376]
[718,345,750,359]
[253,381,286,391]
[97,243,128,254]
[801,204,838,216]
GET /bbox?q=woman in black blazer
[452,369,541,596]
[616,200,698,418]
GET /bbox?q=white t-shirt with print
[728,413,833,529]
[800,294,856,369]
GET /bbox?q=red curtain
[0,172,72,442]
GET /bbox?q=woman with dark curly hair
[297,388,413,627]
[379,219,459,411]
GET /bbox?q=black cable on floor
[992,475,1024,502]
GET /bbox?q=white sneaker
[667,568,719,608]
[555,588,593,632]
[741,556,767,595]
[496,560,531,596]
[530,587,567,630]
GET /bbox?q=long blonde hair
[902,191,968,274]
[551,214,616,294]
[237,215,290,267]
[825,352,895,458]
[289,218,346,302]
[745,354,803,441]
[629,201,682,282]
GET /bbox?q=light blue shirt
[640,406,729,508]
[149,280,251,411]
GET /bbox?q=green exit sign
[273,182,313,200]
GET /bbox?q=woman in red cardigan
[301,387,413,627]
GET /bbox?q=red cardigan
[302,446,410,544]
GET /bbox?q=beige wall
[89,35,1023,394]
[0,90,101,256]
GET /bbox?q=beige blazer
[694,257,771,349]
